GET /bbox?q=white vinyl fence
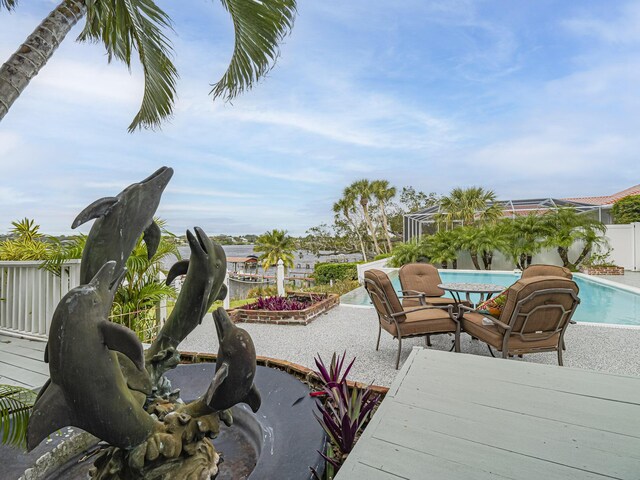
[605,223,639,271]
[0,260,81,340]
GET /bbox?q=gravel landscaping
[179,305,640,387]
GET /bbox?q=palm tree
[333,197,368,261]
[475,223,510,270]
[456,226,483,270]
[438,186,500,228]
[0,218,55,260]
[345,179,381,255]
[371,180,396,252]
[388,240,428,267]
[0,0,296,131]
[424,230,459,269]
[1,384,37,448]
[254,229,296,271]
[504,214,551,270]
[543,208,606,269]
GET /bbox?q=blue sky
[0,1,638,236]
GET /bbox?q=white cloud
[564,2,640,44]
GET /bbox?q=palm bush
[0,218,56,261]
[254,229,296,271]
[542,208,606,270]
[503,215,551,270]
[388,241,428,267]
[1,384,37,448]
[424,230,459,269]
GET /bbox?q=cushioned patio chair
[364,269,460,369]
[459,275,580,365]
[521,264,573,279]
[399,263,458,308]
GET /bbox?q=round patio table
[438,282,504,308]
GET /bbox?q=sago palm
[1,384,37,448]
[0,0,297,131]
[254,229,295,271]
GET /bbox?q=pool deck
[335,347,640,479]
[0,334,48,388]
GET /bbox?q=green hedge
[373,252,392,260]
[314,262,359,284]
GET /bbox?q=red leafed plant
[244,295,310,311]
[310,352,380,480]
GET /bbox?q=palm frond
[1,384,37,448]
[211,0,297,101]
[79,0,178,132]
[0,0,18,12]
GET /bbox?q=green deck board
[336,348,640,480]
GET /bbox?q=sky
[0,0,639,236]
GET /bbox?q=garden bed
[579,265,625,275]
[230,292,340,325]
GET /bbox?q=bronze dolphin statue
[144,227,227,393]
[27,261,160,451]
[147,227,227,361]
[72,166,174,284]
[182,308,261,418]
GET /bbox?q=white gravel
[179,305,640,387]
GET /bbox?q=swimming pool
[341,270,640,327]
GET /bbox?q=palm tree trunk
[0,0,86,122]
[470,251,481,270]
[357,234,368,262]
[361,204,380,255]
[380,207,393,252]
[557,247,572,268]
[574,244,592,268]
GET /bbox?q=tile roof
[564,184,640,206]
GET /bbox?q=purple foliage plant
[310,352,381,479]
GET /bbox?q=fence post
[223,270,230,309]
[277,260,285,296]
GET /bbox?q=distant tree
[543,208,606,269]
[254,229,296,271]
[399,187,440,213]
[438,187,501,228]
[612,195,640,224]
[299,223,357,257]
[0,0,297,130]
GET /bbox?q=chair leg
[557,347,563,366]
[562,339,566,351]
[425,334,432,347]
[396,336,402,370]
[376,323,381,351]
[487,345,496,358]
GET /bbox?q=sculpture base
[7,364,324,480]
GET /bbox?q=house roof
[563,184,640,206]
[227,256,258,264]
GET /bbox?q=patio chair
[521,264,573,279]
[398,263,458,308]
[364,269,460,369]
[459,275,580,365]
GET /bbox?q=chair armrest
[400,290,427,306]
[391,304,457,323]
[457,305,510,330]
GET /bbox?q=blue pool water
[341,270,640,326]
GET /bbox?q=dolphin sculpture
[27,262,160,451]
[72,166,174,284]
[147,227,227,362]
[181,308,261,418]
[144,227,228,392]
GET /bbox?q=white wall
[605,223,639,271]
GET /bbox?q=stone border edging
[178,350,389,396]
[229,293,340,325]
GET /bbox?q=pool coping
[342,268,640,330]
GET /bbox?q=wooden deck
[336,347,640,480]
[0,334,48,389]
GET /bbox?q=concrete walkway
[180,305,640,387]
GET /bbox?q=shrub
[314,262,358,284]
[612,195,640,224]
[373,252,392,261]
[300,279,359,297]
[246,285,278,298]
